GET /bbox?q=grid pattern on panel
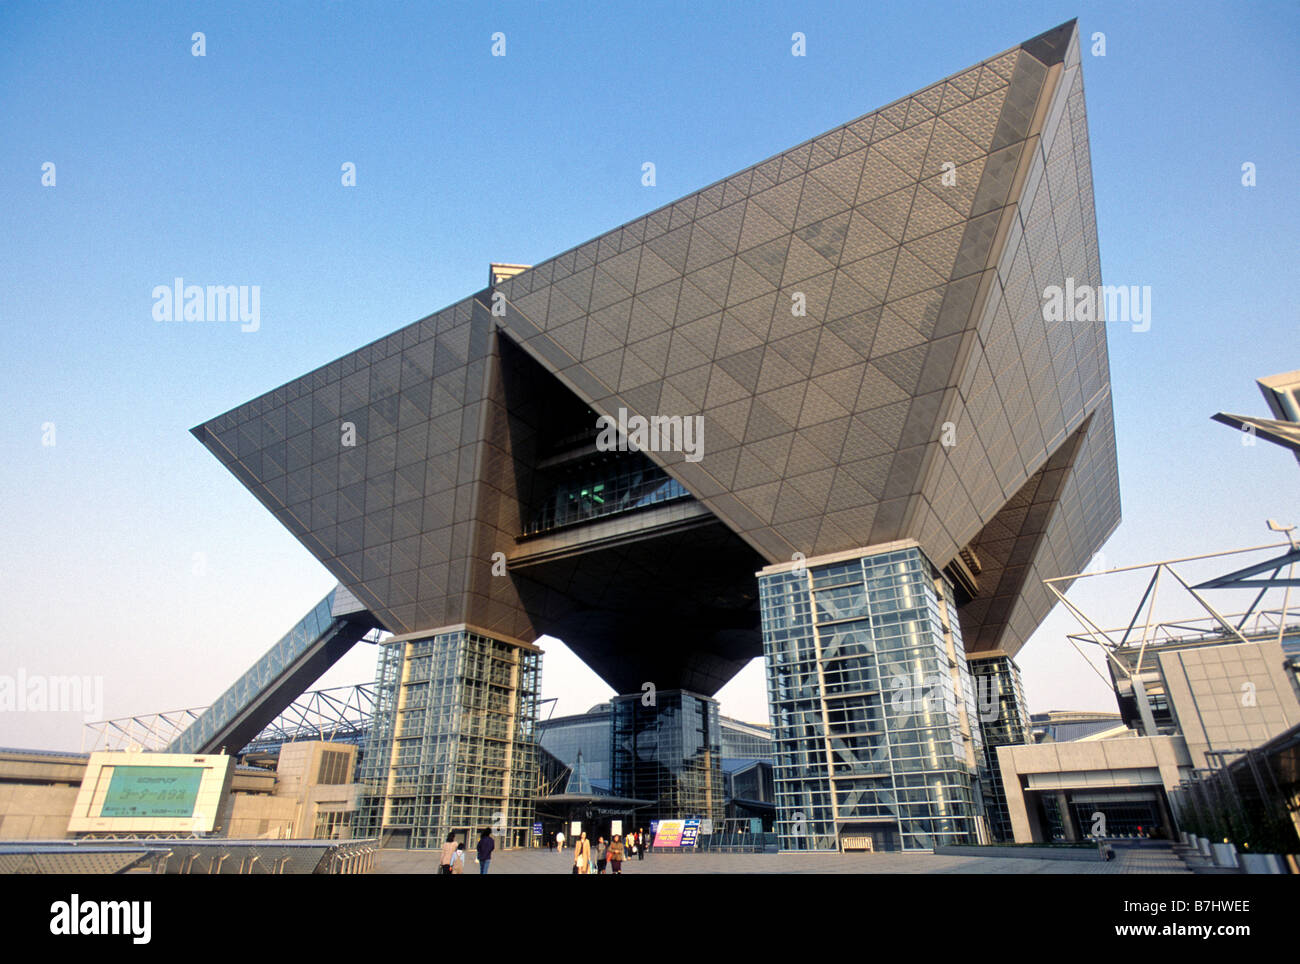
[488,32,1081,571]
[999,39,1123,642]
[195,297,501,638]
[463,327,549,643]
[354,640,403,840]
[192,22,1118,674]
[957,421,1086,651]
[949,589,985,773]
[761,546,983,852]
[761,569,834,849]
[610,692,725,826]
[720,721,774,761]
[925,29,1120,658]
[968,654,1030,842]
[355,630,539,849]
[998,402,1120,657]
[538,711,613,783]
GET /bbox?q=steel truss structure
[84,683,380,755]
[1044,534,1300,738]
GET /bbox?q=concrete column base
[1240,853,1284,874]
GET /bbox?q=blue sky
[1,1,1296,749]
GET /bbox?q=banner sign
[654,819,685,847]
[653,818,703,848]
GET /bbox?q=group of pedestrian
[567,828,649,874]
[438,828,496,875]
[434,825,653,875]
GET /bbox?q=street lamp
[1266,519,1299,549]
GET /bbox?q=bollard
[1211,843,1239,868]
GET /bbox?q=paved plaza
[377,842,1189,875]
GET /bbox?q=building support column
[1056,790,1079,841]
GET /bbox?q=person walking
[439,832,459,875]
[637,828,647,859]
[556,829,566,851]
[476,828,495,874]
[572,831,591,874]
[607,834,625,874]
[594,836,608,874]
[450,842,466,875]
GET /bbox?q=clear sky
[1,1,1296,749]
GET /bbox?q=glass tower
[610,690,724,826]
[356,627,540,849]
[760,542,985,852]
[538,705,613,785]
[967,652,1030,843]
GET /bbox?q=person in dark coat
[608,834,626,874]
[476,828,495,874]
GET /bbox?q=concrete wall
[996,734,1192,843]
[226,794,299,839]
[271,741,358,838]
[1159,639,1300,769]
[0,740,359,840]
[0,785,80,839]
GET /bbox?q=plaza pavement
[376,842,1189,875]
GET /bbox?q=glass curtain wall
[761,545,984,851]
[968,653,1030,842]
[610,690,724,826]
[356,629,540,848]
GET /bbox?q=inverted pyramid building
[194,19,1120,698]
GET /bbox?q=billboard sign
[68,751,234,834]
[101,765,204,818]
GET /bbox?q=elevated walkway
[169,586,382,755]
